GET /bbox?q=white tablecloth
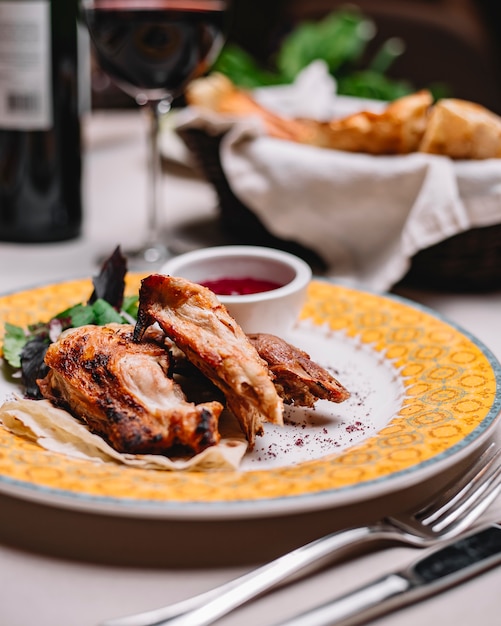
[0,111,500,626]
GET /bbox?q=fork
[101,443,501,626]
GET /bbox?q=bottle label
[0,1,52,129]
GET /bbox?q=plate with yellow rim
[0,275,500,520]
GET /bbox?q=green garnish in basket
[213,7,449,101]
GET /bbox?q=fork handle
[101,522,399,626]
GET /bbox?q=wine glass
[81,0,230,268]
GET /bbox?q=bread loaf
[418,98,501,159]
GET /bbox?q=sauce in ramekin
[200,276,283,295]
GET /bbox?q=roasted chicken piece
[169,334,350,408]
[37,324,224,455]
[248,333,350,407]
[134,275,284,447]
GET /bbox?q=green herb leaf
[212,44,285,88]
[3,323,27,369]
[337,70,413,101]
[92,299,125,325]
[276,9,373,81]
[57,303,96,328]
[122,295,139,319]
[212,7,449,101]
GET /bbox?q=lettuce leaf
[3,323,27,369]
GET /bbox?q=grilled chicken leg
[37,324,223,455]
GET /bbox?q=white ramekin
[160,245,312,335]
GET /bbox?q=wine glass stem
[145,99,171,259]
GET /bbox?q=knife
[275,523,501,626]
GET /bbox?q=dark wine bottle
[0,0,85,243]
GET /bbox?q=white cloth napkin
[176,62,501,292]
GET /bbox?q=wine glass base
[124,242,173,271]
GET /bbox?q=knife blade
[275,523,501,626]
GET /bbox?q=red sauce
[200,276,283,295]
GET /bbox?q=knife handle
[277,573,411,626]
[278,525,501,626]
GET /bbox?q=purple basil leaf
[88,246,127,309]
[20,336,51,399]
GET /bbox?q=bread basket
[181,130,501,294]
[179,127,501,293]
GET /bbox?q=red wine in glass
[81,0,229,266]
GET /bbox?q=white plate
[0,277,500,519]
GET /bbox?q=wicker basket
[179,127,501,293]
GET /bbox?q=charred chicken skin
[134,274,284,447]
[248,333,350,407]
[37,324,223,455]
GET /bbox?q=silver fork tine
[417,444,500,527]
[100,443,501,626]
[387,444,501,538]
[428,450,501,534]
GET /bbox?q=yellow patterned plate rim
[0,276,500,520]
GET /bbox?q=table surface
[1,111,501,626]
